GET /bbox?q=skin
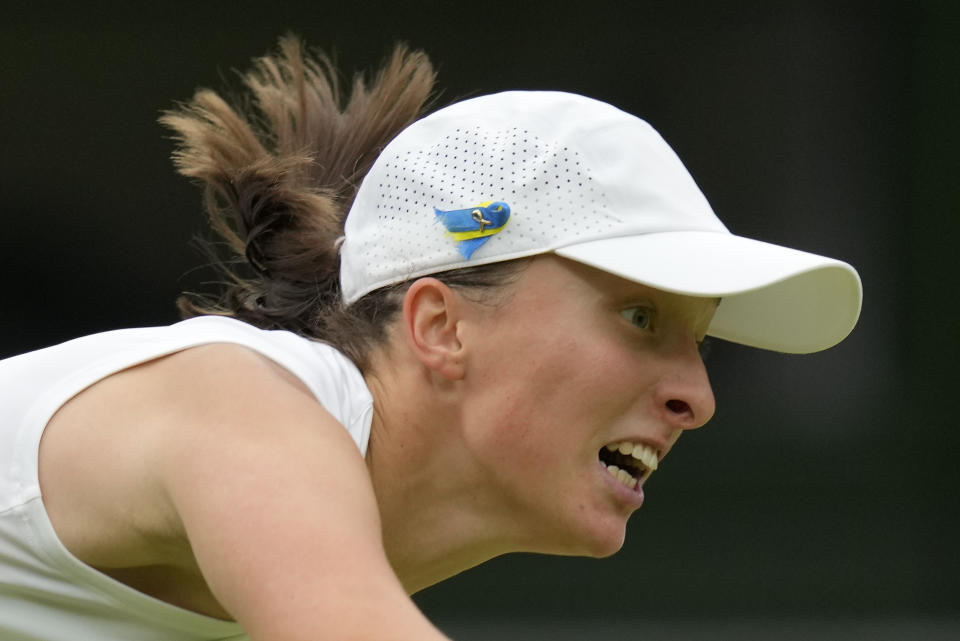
[37,254,716,639]
[367,255,716,592]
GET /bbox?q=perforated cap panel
[341,91,725,302]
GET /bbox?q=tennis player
[0,37,862,640]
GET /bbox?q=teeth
[631,443,659,471]
[605,464,639,490]
[604,440,660,472]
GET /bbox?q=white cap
[341,91,862,353]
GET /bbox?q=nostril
[666,399,691,416]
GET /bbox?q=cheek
[482,335,640,451]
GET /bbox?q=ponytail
[161,36,436,339]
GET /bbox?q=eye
[619,306,653,330]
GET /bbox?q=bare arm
[153,345,451,640]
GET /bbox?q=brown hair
[162,36,525,370]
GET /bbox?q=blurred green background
[2,1,957,637]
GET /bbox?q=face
[458,255,717,557]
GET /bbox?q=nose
[657,344,716,430]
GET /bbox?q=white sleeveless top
[0,316,374,640]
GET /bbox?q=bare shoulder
[42,342,447,638]
[149,343,448,638]
[38,342,325,592]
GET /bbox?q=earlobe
[402,278,466,380]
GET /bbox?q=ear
[401,278,467,380]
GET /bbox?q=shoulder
[42,338,445,638]
[149,341,357,484]
[149,344,432,636]
[163,320,372,447]
[38,341,330,568]
[43,339,407,631]
[159,339,319,401]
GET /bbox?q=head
[338,88,861,557]
[165,37,862,557]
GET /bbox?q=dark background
[2,1,957,636]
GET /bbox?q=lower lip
[598,461,645,509]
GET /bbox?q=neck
[362,361,520,594]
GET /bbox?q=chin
[579,501,636,558]
[582,527,628,559]
[538,514,629,559]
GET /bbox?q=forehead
[517,255,711,301]
[505,254,719,328]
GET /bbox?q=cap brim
[554,231,862,353]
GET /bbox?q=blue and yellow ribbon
[434,201,511,259]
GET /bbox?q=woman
[0,37,861,640]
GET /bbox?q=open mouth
[598,441,659,490]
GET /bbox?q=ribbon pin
[434,201,511,259]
